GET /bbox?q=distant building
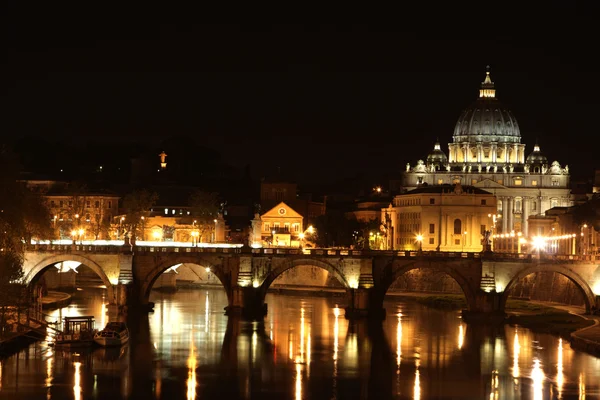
[382,184,497,252]
[22,180,120,241]
[260,179,325,226]
[257,202,304,247]
[401,68,571,237]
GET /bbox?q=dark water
[0,288,599,399]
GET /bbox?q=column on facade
[512,144,519,163]
[444,214,448,247]
[462,144,468,163]
[491,143,497,163]
[501,197,508,233]
[504,144,509,163]
[507,197,514,232]
[522,197,529,237]
[477,144,482,163]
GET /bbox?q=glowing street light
[416,234,423,252]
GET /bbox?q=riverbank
[41,291,72,309]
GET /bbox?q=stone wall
[272,266,331,287]
[389,268,463,294]
[508,271,585,306]
[43,269,77,290]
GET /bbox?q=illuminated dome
[426,140,448,165]
[526,142,548,165]
[452,68,521,144]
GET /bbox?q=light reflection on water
[0,288,598,399]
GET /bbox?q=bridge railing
[24,243,600,262]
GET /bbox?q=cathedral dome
[426,140,448,164]
[452,68,521,144]
[526,143,548,165]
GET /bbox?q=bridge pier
[224,286,268,320]
[344,288,385,321]
[462,291,506,323]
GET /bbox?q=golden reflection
[251,329,257,363]
[295,362,302,400]
[531,358,544,400]
[307,327,311,377]
[579,373,585,399]
[458,324,464,350]
[557,338,564,398]
[512,330,520,380]
[204,292,209,334]
[100,302,106,329]
[73,361,82,400]
[298,307,305,364]
[414,359,421,400]
[289,328,294,360]
[187,334,197,400]
[489,370,499,400]
[333,307,339,361]
[396,312,402,367]
[46,348,54,388]
[0,360,2,391]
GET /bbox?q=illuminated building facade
[258,201,304,247]
[383,184,497,252]
[401,68,571,236]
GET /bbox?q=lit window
[514,179,522,186]
[437,179,443,185]
[172,209,176,215]
[284,223,290,232]
[164,208,168,215]
[532,180,538,186]
[497,179,503,185]
[472,179,477,185]
[453,178,460,184]
[264,223,270,231]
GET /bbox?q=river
[0,287,598,399]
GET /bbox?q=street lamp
[78,228,85,244]
[298,232,305,248]
[416,234,423,252]
[462,231,467,252]
[191,230,199,247]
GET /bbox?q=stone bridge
[23,244,600,320]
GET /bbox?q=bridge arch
[375,260,478,311]
[26,254,115,302]
[500,264,597,313]
[140,256,230,304]
[258,258,350,299]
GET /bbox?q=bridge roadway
[23,244,600,320]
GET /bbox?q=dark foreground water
[0,288,599,399]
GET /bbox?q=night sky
[4,18,597,187]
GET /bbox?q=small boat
[94,322,129,347]
[54,316,97,348]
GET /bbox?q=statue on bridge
[482,230,492,252]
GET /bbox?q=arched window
[454,219,462,235]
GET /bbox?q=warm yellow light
[205,267,210,273]
[213,219,217,223]
[75,214,79,219]
[532,236,545,250]
[299,233,305,239]
[375,186,382,193]
[120,216,124,221]
[252,280,260,288]
[78,228,84,236]
[584,224,588,228]
[416,234,423,242]
[307,226,314,234]
[153,231,162,239]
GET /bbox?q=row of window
[50,200,112,209]
[397,221,487,236]
[399,212,421,220]
[264,223,301,232]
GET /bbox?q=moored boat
[94,322,129,347]
[54,316,96,348]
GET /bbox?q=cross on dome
[480,66,495,98]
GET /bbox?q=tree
[0,146,52,336]
[188,190,220,243]
[122,189,159,244]
[313,212,362,248]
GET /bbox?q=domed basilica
[401,68,571,236]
